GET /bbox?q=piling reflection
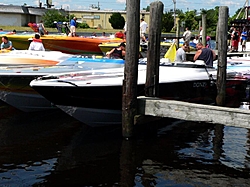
[0,105,249,186]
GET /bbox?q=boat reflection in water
[0,106,249,186]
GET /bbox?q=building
[0,5,46,26]
[70,9,150,30]
[0,4,150,30]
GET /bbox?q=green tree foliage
[162,11,174,32]
[77,23,90,29]
[142,6,150,12]
[181,10,198,30]
[42,9,68,27]
[109,13,125,29]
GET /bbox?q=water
[0,102,250,186]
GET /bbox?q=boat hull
[29,64,249,126]
[0,75,53,112]
[30,80,220,126]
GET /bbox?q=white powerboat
[30,62,249,127]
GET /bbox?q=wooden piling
[145,1,164,97]
[176,19,180,49]
[202,14,207,46]
[216,6,228,106]
[122,0,140,138]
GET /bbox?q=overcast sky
[2,0,248,16]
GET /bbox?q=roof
[0,5,46,16]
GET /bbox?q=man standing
[241,28,248,52]
[69,17,77,37]
[140,18,148,42]
[183,27,192,44]
[193,42,216,67]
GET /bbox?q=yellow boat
[0,33,123,55]
[99,41,196,55]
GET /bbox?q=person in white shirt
[140,18,148,42]
[28,33,45,51]
[183,27,192,44]
[175,44,188,62]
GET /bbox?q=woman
[106,42,126,59]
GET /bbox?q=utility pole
[173,0,176,28]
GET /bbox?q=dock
[137,97,250,129]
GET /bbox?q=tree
[109,13,125,29]
[181,10,198,30]
[142,6,150,12]
[42,9,68,28]
[162,11,174,32]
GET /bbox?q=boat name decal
[193,82,207,87]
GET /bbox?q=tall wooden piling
[145,1,164,97]
[202,14,207,46]
[216,6,228,106]
[122,0,140,138]
[176,19,180,49]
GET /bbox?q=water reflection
[0,104,250,186]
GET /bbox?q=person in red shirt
[115,31,125,39]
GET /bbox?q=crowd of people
[1,19,248,64]
[228,26,248,52]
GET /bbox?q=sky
[1,0,248,16]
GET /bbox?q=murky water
[0,102,250,186]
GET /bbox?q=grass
[0,25,123,34]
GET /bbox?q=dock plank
[137,96,250,129]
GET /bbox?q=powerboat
[0,50,72,66]
[30,62,249,127]
[0,32,123,55]
[0,55,124,112]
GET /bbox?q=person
[140,18,148,42]
[192,35,199,44]
[175,44,189,62]
[106,42,126,59]
[227,27,234,50]
[193,42,216,67]
[28,33,45,51]
[69,17,77,37]
[123,21,127,37]
[37,20,47,36]
[115,31,125,39]
[241,28,247,52]
[183,27,192,44]
[91,32,97,37]
[1,36,14,50]
[230,27,240,52]
[206,36,211,48]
